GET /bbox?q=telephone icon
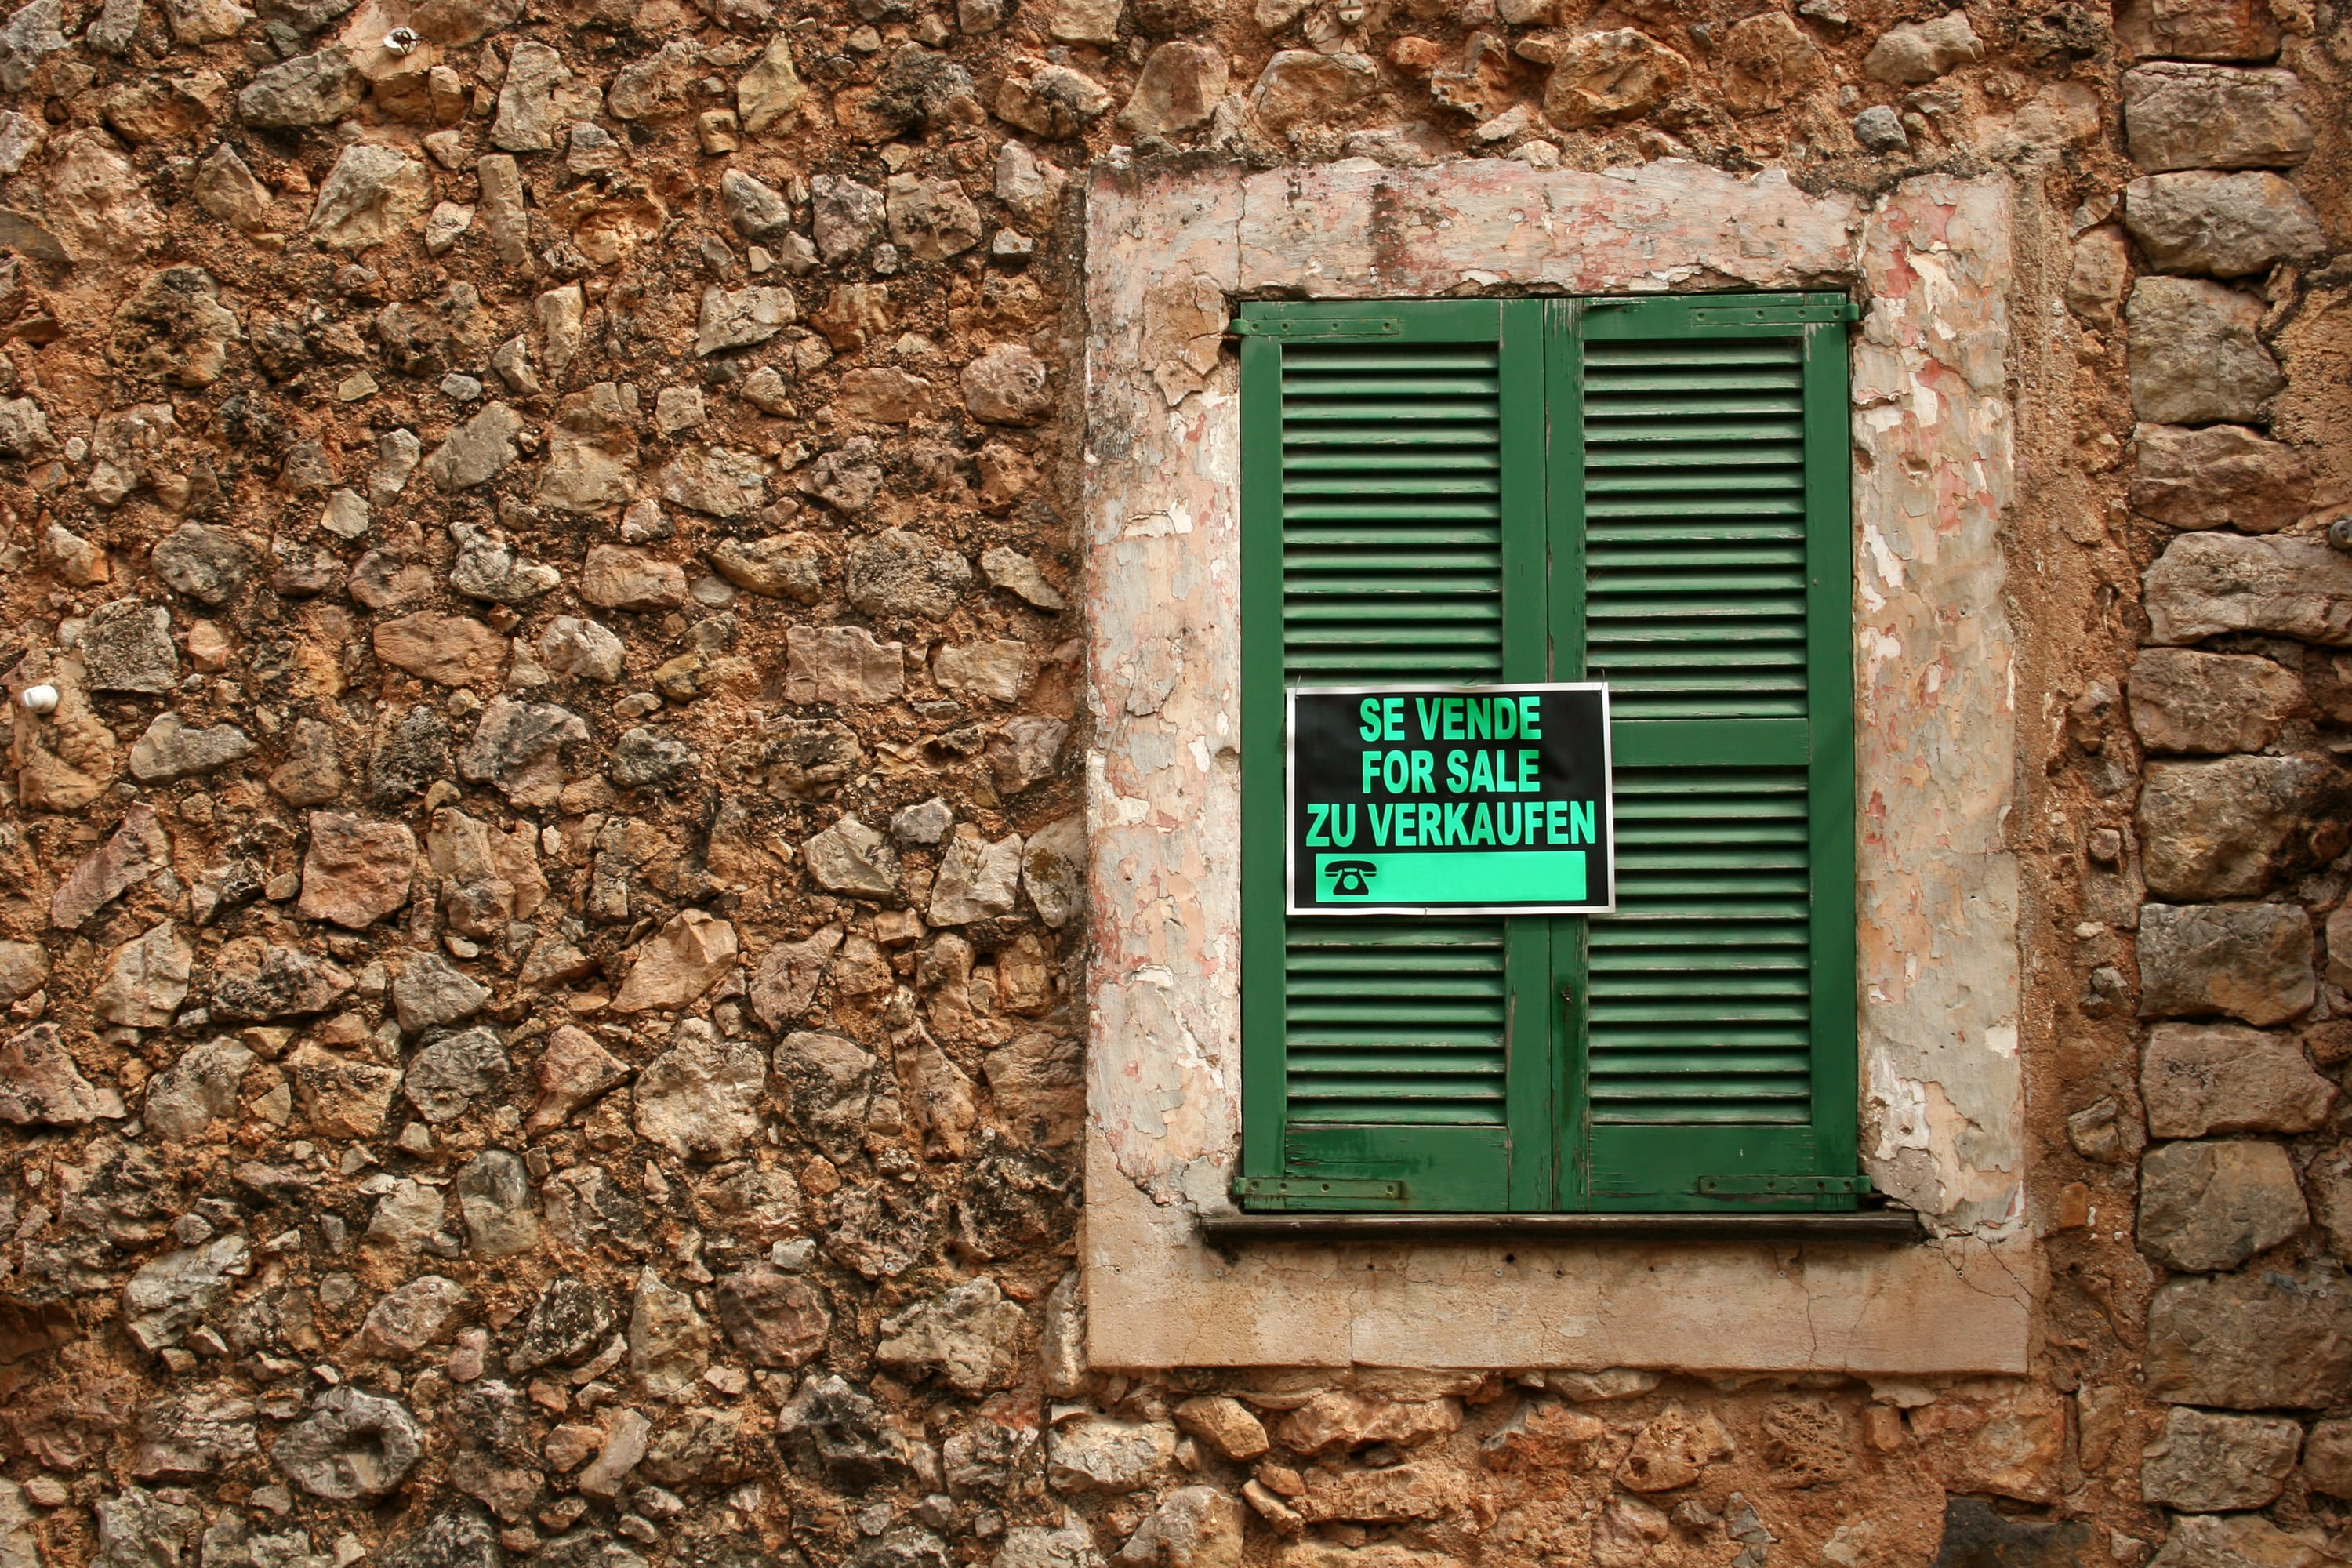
[1323,860,1377,897]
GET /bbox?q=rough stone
[581,546,688,612]
[788,626,906,705]
[1277,1392,1462,1457]
[1047,1417,1178,1492]
[886,173,982,262]
[2132,424,2314,533]
[877,1276,1025,1394]
[211,940,355,1021]
[285,1043,399,1138]
[2137,903,2314,1025]
[81,601,179,694]
[1117,1488,1244,1568]
[2125,171,2324,278]
[613,909,739,1013]
[296,813,416,929]
[779,1374,911,1486]
[996,61,1113,138]
[1249,49,1374,132]
[811,173,887,260]
[629,1268,713,1398]
[308,143,429,252]
[402,1027,509,1124]
[633,1022,764,1160]
[0,1022,125,1124]
[2124,63,2313,171]
[392,953,491,1033]
[2146,533,2352,646]
[239,47,365,128]
[981,545,1065,611]
[695,285,797,356]
[1617,1406,1735,1491]
[358,1275,470,1360]
[661,445,770,517]
[455,1149,540,1256]
[1863,11,1981,83]
[132,1394,259,1481]
[737,34,804,132]
[2136,756,2337,898]
[2151,1266,2352,1404]
[423,403,525,492]
[2127,277,2284,426]
[715,1265,830,1367]
[93,920,191,1029]
[538,617,627,683]
[963,343,1053,425]
[2147,1515,2339,1568]
[2142,1020,2336,1135]
[931,827,1023,924]
[458,699,589,807]
[2129,649,2303,755]
[2140,1405,2301,1511]
[448,522,561,604]
[750,926,844,1028]
[2138,1138,2309,1271]
[1120,42,1228,134]
[2306,1419,2352,1499]
[525,1025,629,1131]
[710,533,825,601]
[143,1036,252,1138]
[151,522,251,605]
[989,717,1069,794]
[274,1388,422,1499]
[129,713,256,783]
[2118,0,2281,59]
[1720,11,1824,113]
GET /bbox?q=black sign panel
[1286,684,1615,916]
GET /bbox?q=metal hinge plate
[1697,1174,1874,1196]
[1235,1176,1406,1200]
[1685,300,1859,326]
[1228,317,1403,338]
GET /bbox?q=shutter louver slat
[1279,339,1512,1130]
[1581,331,1817,1128]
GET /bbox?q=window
[1236,295,1860,1214]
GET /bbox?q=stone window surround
[1076,157,2037,1374]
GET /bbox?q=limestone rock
[2138,1138,2308,1271]
[981,545,1064,611]
[848,528,972,619]
[711,533,825,602]
[269,718,347,807]
[403,1027,509,1124]
[788,626,905,705]
[997,60,1114,138]
[2307,1419,2352,1499]
[447,523,559,605]
[715,1265,831,1367]
[423,402,524,492]
[1174,1397,1269,1462]
[737,34,804,133]
[805,814,901,897]
[633,1021,765,1160]
[989,716,1069,794]
[2131,424,2314,533]
[296,812,416,928]
[877,1276,1025,1394]
[93,920,192,1028]
[1048,1417,1178,1493]
[122,1234,247,1349]
[931,828,1023,925]
[963,343,1053,425]
[274,1388,422,1499]
[111,267,241,387]
[510,1277,619,1372]
[525,1024,629,1131]
[661,445,769,517]
[804,437,884,510]
[309,143,430,252]
[2123,62,2313,171]
[2139,1405,2300,1511]
[132,1394,259,1481]
[750,926,844,1028]
[78,606,176,695]
[1863,11,1981,83]
[2136,756,2338,898]
[2066,225,2131,328]
[1120,42,1228,134]
[52,804,169,928]
[286,1043,399,1137]
[2147,1515,2338,1568]
[2127,277,2283,426]
[1250,49,1375,132]
[1295,1461,1469,1523]
[2145,534,2352,646]
[608,38,700,121]
[1117,1488,1244,1568]
[129,713,256,783]
[630,1269,713,1398]
[392,952,491,1033]
[211,940,354,1021]
[456,1149,540,1255]
[539,617,627,683]
[2124,171,2324,278]
[1278,1392,1461,1457]
[2136,902,2314,1025]
[2119,0,2281,58]
[1537,30,1688,127]
[994,142,1066,229]
[239,47,365,128]
[459,698,588,807]
[1719,10,1824,113]
[0,1022,125,1124]
[151,521,252,605]
[613,909,740,1013]
[2146,1262,2352,1407]
[142,1036,252,1139]
[2142,1020,2335,1135]
[695,284,797,355]
[2129,649,2303,754]
[936,640,1032,703]
[885,173,982,263]
[358,1275,470,1360]
[492,39,574,151]
[373,612,507,687]
[581,545,688,612]
[833,367,935,423]
[1617,1406,1734,1491]
[1000,1521,1106,1568]
[811,173,886,260]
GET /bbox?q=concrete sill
[1197,1210,1929,1245]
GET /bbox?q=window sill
[1198,1209,1927,1245]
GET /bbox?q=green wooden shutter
[1239,300,1561,1211]
[1566,295,1860,1211]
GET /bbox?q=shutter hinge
[1684,300,1857,326]
[1228,317,1403,338]
[1235,1176,1406,1200]
[1697,1174,1874,1196]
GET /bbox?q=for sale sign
[1286,684,1615,916]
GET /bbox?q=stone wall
[0,0,2338,1558]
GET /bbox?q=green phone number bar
[1312,850,1588,906]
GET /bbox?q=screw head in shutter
[2328,514,2352,555]
[383,25,421,52]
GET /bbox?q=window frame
[1235,292,1861,1216]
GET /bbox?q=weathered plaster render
[1079,158,2033,1370]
